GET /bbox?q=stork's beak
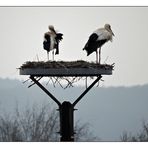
[109,26,115,36]
[52,28,56,34]
[111,29,115,36]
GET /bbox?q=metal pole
[30,76,74,141]
[59,101,74,141]
[73,75,102,107]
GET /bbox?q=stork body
[43,25,63,61]
[83,24,114,64]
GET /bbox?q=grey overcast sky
[0,7,148,86]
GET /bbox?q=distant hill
[0,78,148,141]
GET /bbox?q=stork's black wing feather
[88,33,98,42]
[83,33,107,56]
[44,34,50,42]
[56,33,63,41]
[55,33,63,55]
[83,33,98,55]
[43,40,50,52]
[43,34,51,52]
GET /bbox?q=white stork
[83,24,114,64]
[43,25,63,61]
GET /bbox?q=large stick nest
[20,60,114,89]
[20,60,114,70]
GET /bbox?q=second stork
[43,25,63,61]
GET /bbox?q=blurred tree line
[121,121,148,142]
[0,104,99,142]
[1,103,148,142]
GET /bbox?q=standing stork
[83,24,114,64]
[43,25,63,61]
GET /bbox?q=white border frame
[0,0,148,6]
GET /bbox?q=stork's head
[48,25,56,34]
[104,24,115,36]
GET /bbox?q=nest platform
[19,60,114,77]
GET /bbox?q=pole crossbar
[30,76,61,107]
[73,75,102,107]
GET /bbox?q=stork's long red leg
[52,50,54,61]
[99,47,101,64]
[96,50,98,64]
[47,51,49,61]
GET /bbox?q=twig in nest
[46,77,55,87]
[53,77,61,86]
[36,54,39,62]
[56,62,68,70]
[53,77,64,88]
[22,78,30,84]
[70,77,77,84]
[44,76,99,89]
[46,78,50,86]
[63,77,74,89]
[85,77,88,89]
[96,81,100,87]
[104,56,109,64]
[111,63,115,66]
[90,76,94,80]
[50,77,56,87]
[75,77,83,82]
[96,78,104,87]
[28,77,42,88]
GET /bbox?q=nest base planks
[19,60,114,77]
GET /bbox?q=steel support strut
[29,75,102,141]
[30,76,61,107]
[73,75,102,107]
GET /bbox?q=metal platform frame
[30,75,102,141]
[20,61,113,141]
